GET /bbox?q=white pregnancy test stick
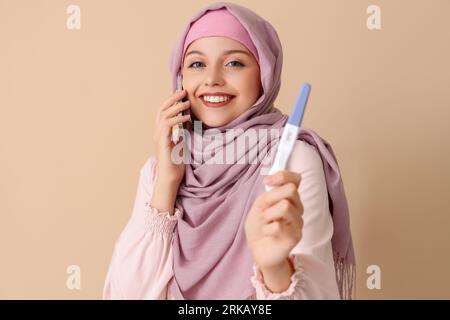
[265,83,311,191]
[171,73,184,144]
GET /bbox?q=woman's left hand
[245,171,304,271]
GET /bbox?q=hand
[245,171,304,271]
[152,89,191,185]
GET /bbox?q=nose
[204,66,225,87]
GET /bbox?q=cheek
[240,69,262,98]
[240,80,262,102]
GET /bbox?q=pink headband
[181,8,259,67]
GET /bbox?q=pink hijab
[168,2,356,300]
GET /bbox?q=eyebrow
[185,49,251,58]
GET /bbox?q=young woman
[103,2,355,300]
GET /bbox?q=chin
[190,110,228,128]
[201,118,230,128]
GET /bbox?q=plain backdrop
[1,0,449,299]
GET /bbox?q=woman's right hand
[152,89,191,186]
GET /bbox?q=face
[182,37,262,128]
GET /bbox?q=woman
[103,2,355,300]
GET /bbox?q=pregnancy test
[171,73,184,144]
[265,83,311,191]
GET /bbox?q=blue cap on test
[287,83,311,127]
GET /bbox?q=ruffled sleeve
[251,254,305,300]
[102,156,182,300]
[251,140,340,300]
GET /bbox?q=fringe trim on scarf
[334,255,356,300]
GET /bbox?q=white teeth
[203,96,231,103]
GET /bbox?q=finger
[162,89,187,111]
[280,182,303,214]
[262,199,299,224]
[285,221,303,244]
[256,182,302,211]
[261,221,282,237]
[161,114,191,140]
[162,100,191,119]
[264,170,302,187]
[156,90,187,121]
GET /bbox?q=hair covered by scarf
[167,1,356,300]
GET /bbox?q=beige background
[1,0,449,299]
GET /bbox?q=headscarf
[181,8,259,67]
[168,1,356,300]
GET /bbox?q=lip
[199,94,235,108]
[200,96,235,108]
[199,92,235,97]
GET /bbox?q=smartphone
[172,72,190,143]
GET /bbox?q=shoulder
[287,139,324,177]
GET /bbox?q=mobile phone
[172,72,189,143]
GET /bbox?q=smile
[200,95,235,108]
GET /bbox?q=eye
[187,60,245,69]
[226,60,245,67]
[188,61,205,68]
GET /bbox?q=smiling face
[182,37,262,128]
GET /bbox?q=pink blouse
[103,140,340,300]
